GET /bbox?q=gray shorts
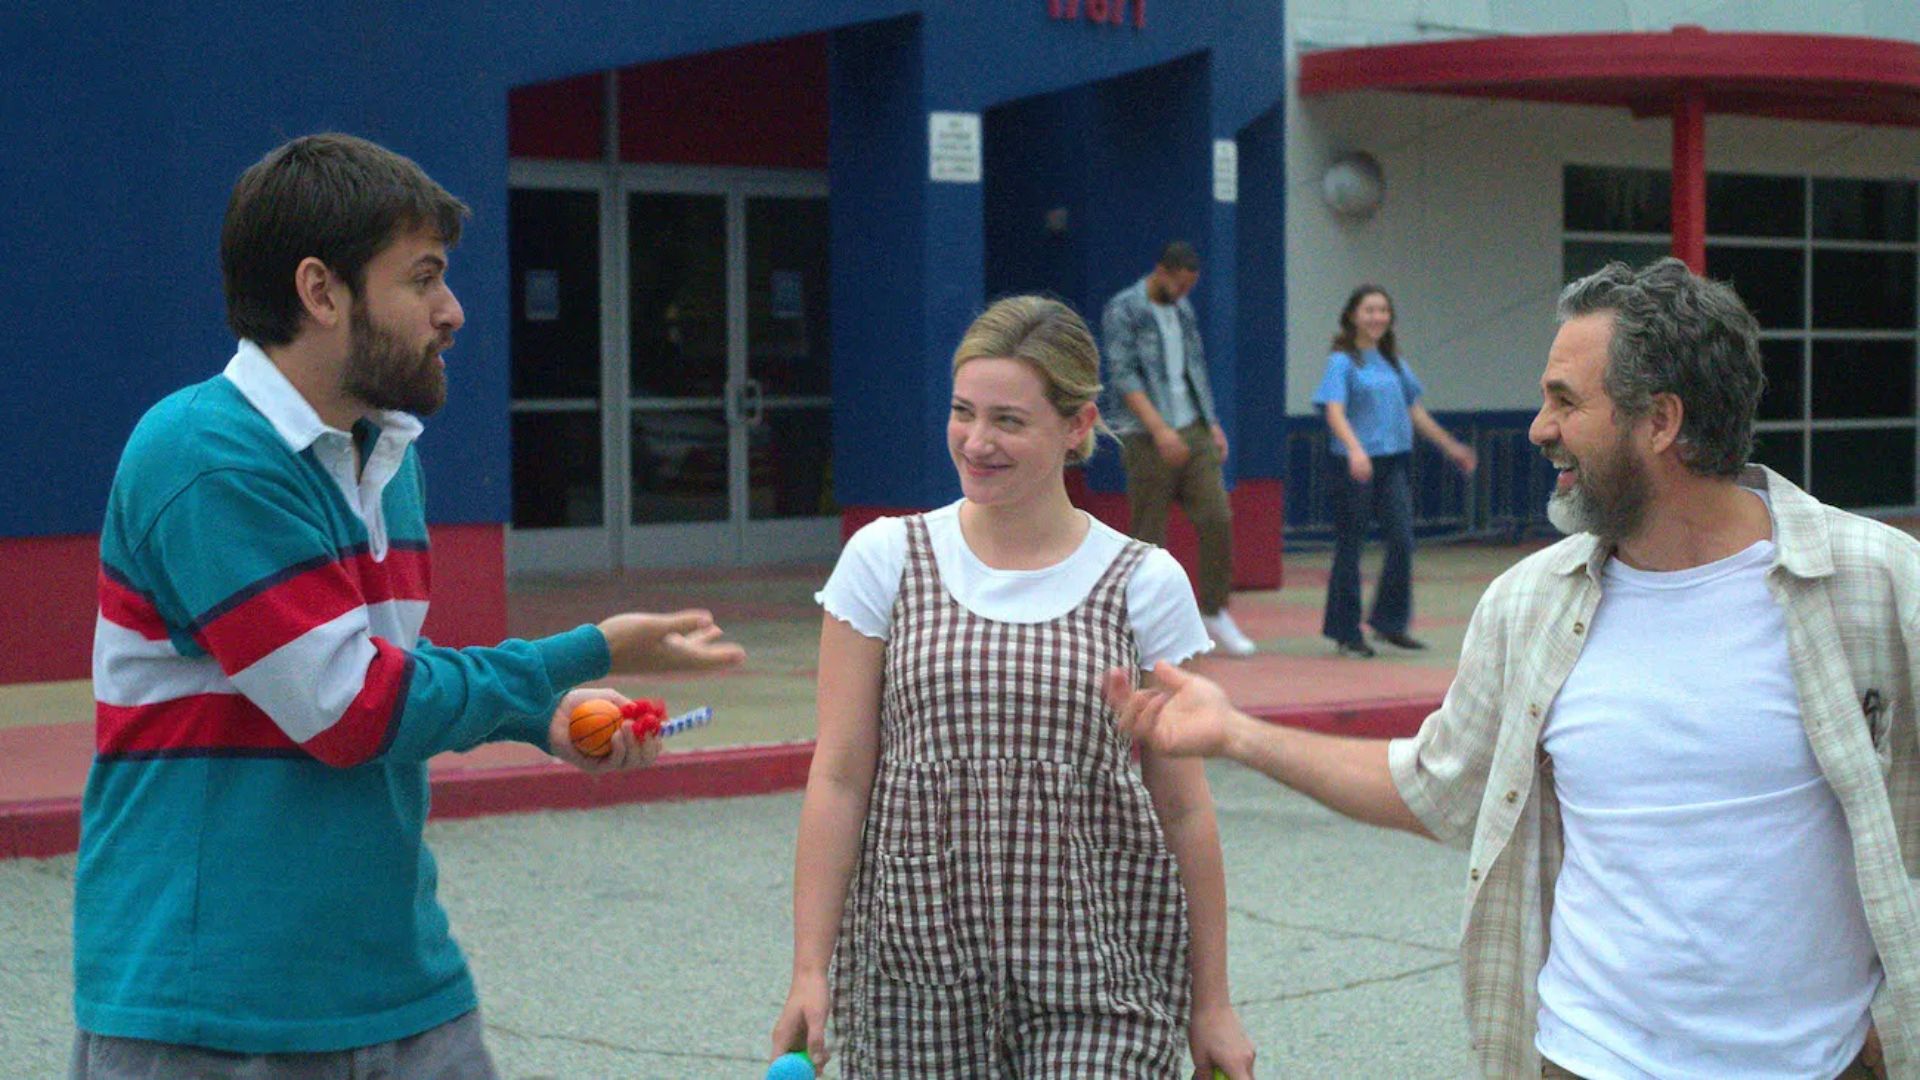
[69,1009,499,1080]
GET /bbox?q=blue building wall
[2,0,1286,536]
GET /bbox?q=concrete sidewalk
[0,542,1529,858]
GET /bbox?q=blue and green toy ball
[765,1050,814,1080]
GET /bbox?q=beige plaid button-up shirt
[1389,466,1920,1079]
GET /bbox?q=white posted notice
[929,112,983,183]
[1213,139,1239,203]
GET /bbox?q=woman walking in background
[1313,285,1476,658]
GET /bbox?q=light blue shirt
[1313,349,1423,457]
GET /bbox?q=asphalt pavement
[0,760,1474,1078]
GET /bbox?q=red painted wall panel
[0,536,99,684]
[1,525,508,685]
[507,72,604,161]
[618,35,829,169]
[508,35,830,170]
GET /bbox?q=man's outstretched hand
[546,688,663,773]
[598,610,747,674]
[1103,660,1237,759]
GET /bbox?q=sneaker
[1201,610,1257,657]
[1335,638,1376,659]
[1372,629,1428,651]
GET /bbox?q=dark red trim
[1298,27,1920,128]
[96,694,298,756]
[1671,89,1707,272]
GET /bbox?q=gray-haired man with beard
[1104,259,1919,1079]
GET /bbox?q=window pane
[1812,250,1918,330]
[746,197,831,395]
[509,189,601,400]
[1811,428,1914,509]
[511,411,603,527]
[629,193,728,399]
[1706,245,1804,330]
[1564,240,1669,283]
[631,408,729,524]
[1749,428,1804,487]
[1757,338,1803,421]
[1814,178,1918,242]
[1564,165,1669,234]
[1811,339,1917,420]
[1707,173,1803,238]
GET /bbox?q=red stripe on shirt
[196,548,432,672]
[352,546,430,605]
[300,638,410,767]
[197,560,368,674]
[99,568,169,640]
[96,694,299,756]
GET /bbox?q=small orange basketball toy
[567,698,668,757]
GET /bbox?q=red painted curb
[0,797,83,860]
[428,741,816,821]
[0,700,1439,860]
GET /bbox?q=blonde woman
[770,297,1254,1078]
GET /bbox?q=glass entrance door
[508,162,837,573]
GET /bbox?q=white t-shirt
[816,501,1213,669]
[1536,529,1881,1080]
[1149,301,1199,430]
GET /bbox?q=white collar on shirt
[221,340,424,554]
[222,339,424,454]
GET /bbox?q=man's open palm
[1103,661,1234,759]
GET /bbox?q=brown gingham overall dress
[829,515,1191,1078]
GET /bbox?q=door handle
[742,378,766,427]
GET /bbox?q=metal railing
[1283,421,1559,547]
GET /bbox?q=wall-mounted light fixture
[1321,151,1385,220]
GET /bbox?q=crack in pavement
[485,1021,762,1065]
[1228,904,1456,956]
[1234,958,1459,1007]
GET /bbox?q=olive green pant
[1120,422,1233,615]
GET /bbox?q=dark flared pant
[1322,451,1414,644]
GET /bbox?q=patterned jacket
[1099,275,1218,437]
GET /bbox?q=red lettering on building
[1049,0,1144,28]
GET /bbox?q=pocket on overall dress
[871,850,970,986]
[1073,842,1189,995]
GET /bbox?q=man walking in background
[1103,240,1254,656]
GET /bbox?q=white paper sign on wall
[1213,139,1239,204]
[929,112,983,183]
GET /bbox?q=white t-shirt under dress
[816,501,1213,668]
